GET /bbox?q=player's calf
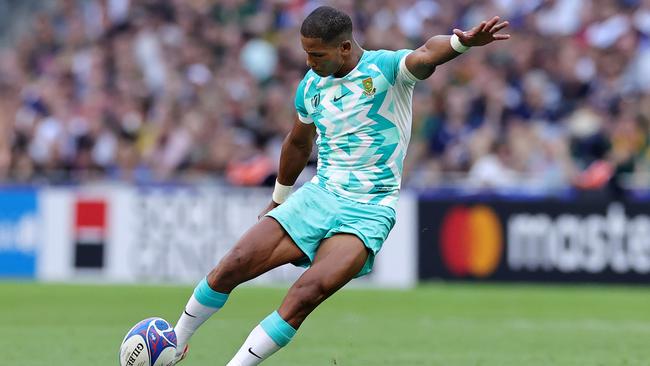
[278,279,328,328]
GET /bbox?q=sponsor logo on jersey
[332,92,350,102]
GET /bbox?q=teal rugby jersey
[295,49,419,209]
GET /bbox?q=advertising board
[418,199,650,283]
[0,188,38,277]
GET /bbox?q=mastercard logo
[440,205,503,277]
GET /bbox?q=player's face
[301,36,349,77]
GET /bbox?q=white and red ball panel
[119,317,177,366]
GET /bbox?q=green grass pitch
[2,282,650,365]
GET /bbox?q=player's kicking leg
[226,233,368,365]
[172,216,305,363]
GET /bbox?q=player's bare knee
[292,280,328,312]
[206,267,235,293]
[227,245,251,266]
[209,248,249,291]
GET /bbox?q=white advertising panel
[38,185,417,288]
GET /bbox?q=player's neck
[333,43,364,78]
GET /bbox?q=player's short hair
[300,6,353,44]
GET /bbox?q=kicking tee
[295,49,419,209]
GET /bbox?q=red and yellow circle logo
[440,205,503,278]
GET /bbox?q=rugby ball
[119,317,177,366]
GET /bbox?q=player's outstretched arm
[258,116,316,218]
[405,16,510,80]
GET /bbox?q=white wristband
[450,34,470,53]
[272,180,293,204]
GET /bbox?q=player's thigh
[208,217,304,288]
[311,233,369,289]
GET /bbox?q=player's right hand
[453,16,510,47]
[258,200,280,220]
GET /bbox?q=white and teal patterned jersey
[295,49,419,209]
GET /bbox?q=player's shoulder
[295,70,322,105]
[297,69,321,91]
[361,49,414,84]
[363,49,394,57]
[363,49,412,62]
[301,69,322,83]
[362,49,413,73]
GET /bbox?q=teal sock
[260,311,297,347]
[226,311,296,365]
[193,278,229,308]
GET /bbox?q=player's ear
[340,40,352,55]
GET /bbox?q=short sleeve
[374,49,420,85]
[398,51,421,84]
[294,78,313,124]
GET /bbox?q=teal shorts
[266,182,396,277]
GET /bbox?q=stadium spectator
[0,0,648,196]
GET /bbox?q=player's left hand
[453,16,510,47]
[257,200,280,220]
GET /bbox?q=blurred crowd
[1,0,650,194]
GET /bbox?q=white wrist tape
[450,34,470,53]
[272,181,293,204]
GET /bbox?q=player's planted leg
[173,217,304,363]
[226,234,368,365]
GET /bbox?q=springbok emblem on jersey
[362,77,376,96]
